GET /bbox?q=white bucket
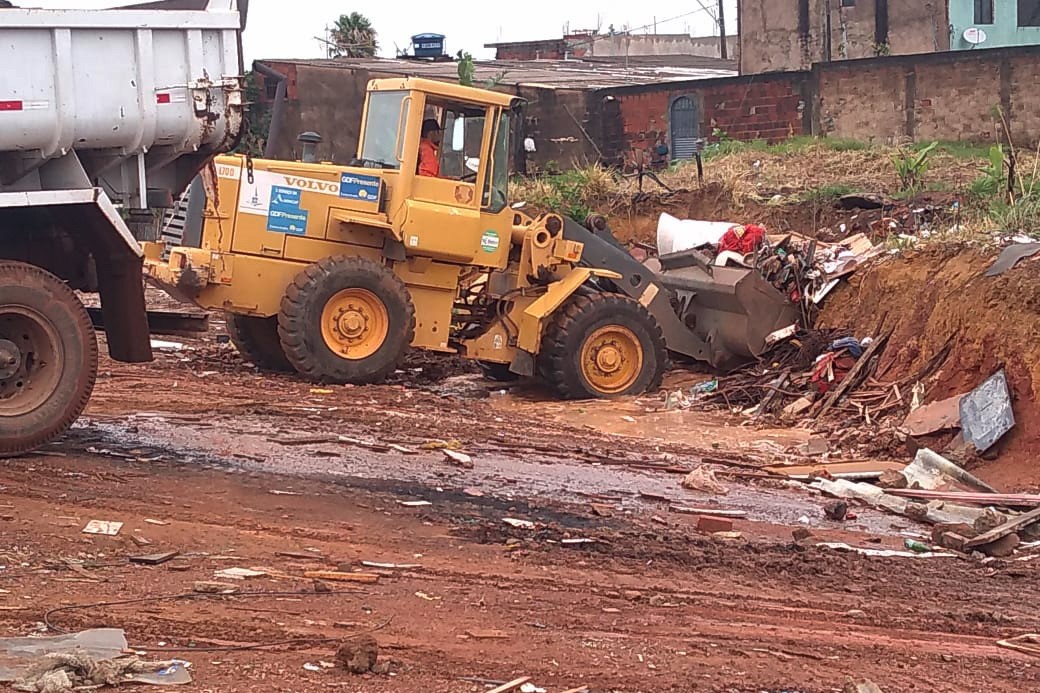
[656,213,738,255]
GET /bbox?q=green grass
[702,135,873,161]
[923,140,993,160]
[800,183,857,204]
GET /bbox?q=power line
[567,7,717,51]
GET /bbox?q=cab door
[399,102,507,269]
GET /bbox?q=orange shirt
[418,139,440,177]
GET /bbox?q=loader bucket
[646,249,801,371]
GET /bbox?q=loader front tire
[0,262,97,456]
[225,314,293,372]
[278,256,415,384]
[539,293,666,399]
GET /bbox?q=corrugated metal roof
[257,56,737,90]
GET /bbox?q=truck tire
[539,293,667,399]
[278,255,415,384]
[225,313,292,372]
[0,261,98,456]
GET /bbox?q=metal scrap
[984,243,1040,277]
[960,370,1015,452]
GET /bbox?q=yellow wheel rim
[579,325,643,395]
[320,288,389,360]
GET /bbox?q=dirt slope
[820,246,1040,490]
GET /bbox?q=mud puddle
[62,413,901,536]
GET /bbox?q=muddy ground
[2,299,1039,692]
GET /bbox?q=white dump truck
[0,0,246,454]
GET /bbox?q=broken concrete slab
[903,394,964,436]
[814,478,996,527]
[902,448,998,493]
[960,370,1015,453]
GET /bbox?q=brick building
[253,56,737,171]
[739,0,950,73]
[254,44,1040,174]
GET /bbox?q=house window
[840,0,855,6]
[975,0,994,24]
[265,78,279,100]
[1020,0,1040,26]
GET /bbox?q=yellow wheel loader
[145,78,798,398]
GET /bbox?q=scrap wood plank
[129,551,181,566]
[270,435,336,446]
[816,333,890,419]
[902,394,965,436]
[669,507,747,518]
[766,460,906,479]
[887,489,1040,507]
[965,507,1040,549]
[304,570,380,584]
[998,634,1040,658]
[486,677,531,693]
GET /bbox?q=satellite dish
[964,27,988,45]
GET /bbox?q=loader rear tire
[539,293,666,399]
[278,256,415,384]
[225,314,292,372]
[0,262,97,456]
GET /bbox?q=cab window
[422,100,487,181]
[483,111,511,213]
[359,90,408,169]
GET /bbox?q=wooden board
[129,551,180,566]
[902,394,964,436]
[486,677,532,693]
[887,489,1040,508]
[964,507,1040,549]
[766,460,906,479]
[304,570,380,584]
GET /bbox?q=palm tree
[329,13,378,58]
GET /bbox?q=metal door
[670,96,700,161]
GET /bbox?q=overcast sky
[27,0,736,61]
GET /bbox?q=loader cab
[357,78,517,267]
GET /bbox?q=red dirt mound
[819,245,1040,491]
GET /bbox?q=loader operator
[418,118,443,177]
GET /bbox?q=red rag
[718,224,766,255]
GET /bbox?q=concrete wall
[259,62,372,164]
[589,34,737,59]
[739,0,949,74]
[255,62,594,171]
[814,45,1040,146]
[950,0,1040,50]
[491,34,736,61]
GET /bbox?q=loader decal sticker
[267,186,309,235]
[339,172,380,202]
[480,230,500,253]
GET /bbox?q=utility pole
[717,0,728,60]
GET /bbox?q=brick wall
[596,74,809,165]
[493,41,566,60]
